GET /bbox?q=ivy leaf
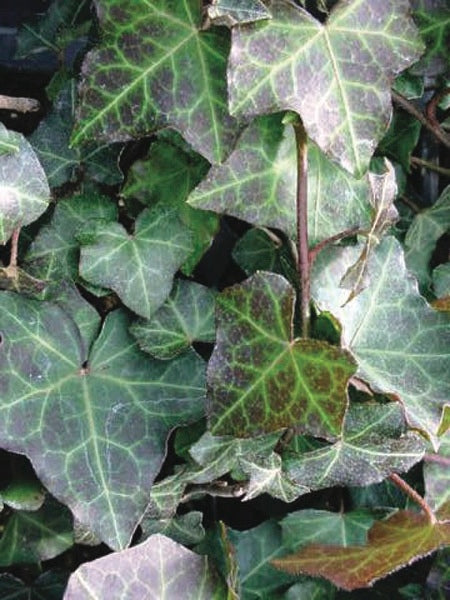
[79,205,192,319]
[0,123,19,155]
[73,0,241,164]
[208,271,356,438]
[1,471,45,512]
[433,263,450,298]
[228,0,424,176]
[424,432,450,512]
[130,280,216,359]
[0,498,73,566]
[63,534,227,599]
[411,7,450,77]
[188,114,372,244]
[405,185,450,292]
[121,137,218,276]
[0,127,50,244]
[311,236,450,444]
[30,81,124,189]
[285,403,425,490]
[0,295,205,549]
[377,112,421,172]
[207,0,272,27]
[272,507,450,591]
[140,511,205,547]
[283,580,335,600]
[0,572,68,600]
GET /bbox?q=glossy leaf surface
[208,271,356,438]
[73,0,241,163]
[228,0,424,175]
[0,295,205,549]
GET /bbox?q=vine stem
[9,227,21,269]
[389,473,437,524]
[423,453,450,467]
[293,120,310,338]
[391,90,450,149]
[410,156,450,177]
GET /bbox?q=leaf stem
[423,453,450,467]
[309,227,362,266]
[392,90,450,149]
[293,120,310,338]
[9,226,21,269]
[389,473,436,524]
[410,156,450,177]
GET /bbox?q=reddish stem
[425,87,450,130]
[309,227,361,266]
[423,453,450,467]
[389,473,436,524]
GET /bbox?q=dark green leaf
[228,0,424,175]
[283,580,335,600]
[0,474,45,512]
[64,534,227,599]
[0,295,205,549]
[73,0,241,163]
[412,7,450,76]
[0,572,68,600]
[140,511,205,546]
[208,271,356,438]
[377,111,421,172]
[130,280,216,359]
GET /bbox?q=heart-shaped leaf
[79,204,192,319]
[228,0,424,175]
[73,0,241,163]
[208,271,356,438]
[0,294,205,549]
[0,126,50,243]
[188,113,372,244]
[272,507,450,591]
[311,236,450,444]
[63,534,226,599]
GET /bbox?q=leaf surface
[79,205,192,319]
[0,572,68,600]
[0,295,205,549]
[424,431,450,512]
[63,534,226,599]
[207,0,271,26]
[433,263,450,298]
[228,0,424,175]
[0,127,50,243]
[311,236,450,443]
[285,403,425,490]
[272,507,450,591]
[208,271,356,438]
[188,114,372,244]
[130,280,215,359]
[73,0,241,163]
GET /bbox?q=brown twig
[9,226,21,269]
[309,227,361,266]
[0,94,40,113]
[398,195,421,214]
[423,453,450,467]
[392,90,450,149]
[389,473,436,524]
[410,156,450,178]
[425,87,450,129]
[293,120,310,338]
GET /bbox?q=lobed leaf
[228,0,424,176]
[73,0,241,163]
[311,236,450,444]
[208,271,356,438]
[0,295,206,549]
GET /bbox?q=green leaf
[140,511,205,547]
[424,431,450,512]
[63,534,227,599]
[1,472,45,512]
[377,111,421,172]
[25,193,118,284]
[0,127,50,244]
[0,295,205,549]
[73,0,241,163]
[121,138,219,275]
[188,114,372,244]
[405,185,450,292]
[0,498,73,566]
[228,0,424,176]
[0,572,68,600]
[285,403,425,490]
[280,509,376,552]
[283,580,335,600]
[0,123,19,156]
[311,236,450,444]
[412,7,450,76]
[207,0,272,27]
[29,81,124,189]
[208,271,356,438]
[79,205,192,319]
[272,507,450,591]
[433,263,450,298]
[130,280,216,359]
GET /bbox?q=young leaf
[0,127,50,244]
[188,113,372,244]
[208,272,356,438]
[73,0,241,163]
[285,403,425,490]
[272,507,450,591]
[405,185,450,292]
[228,0,424,176]
[130,280,216,359]
[79,205,192,319]
[0,295,205,549]
[311,236,450,444]
[63,534,227,599]
[0,498,73,566]
[207,0,272,27]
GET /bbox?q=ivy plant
[0,0,449,597]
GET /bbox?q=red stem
[389,473,436,524]
[423,453,450,467]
